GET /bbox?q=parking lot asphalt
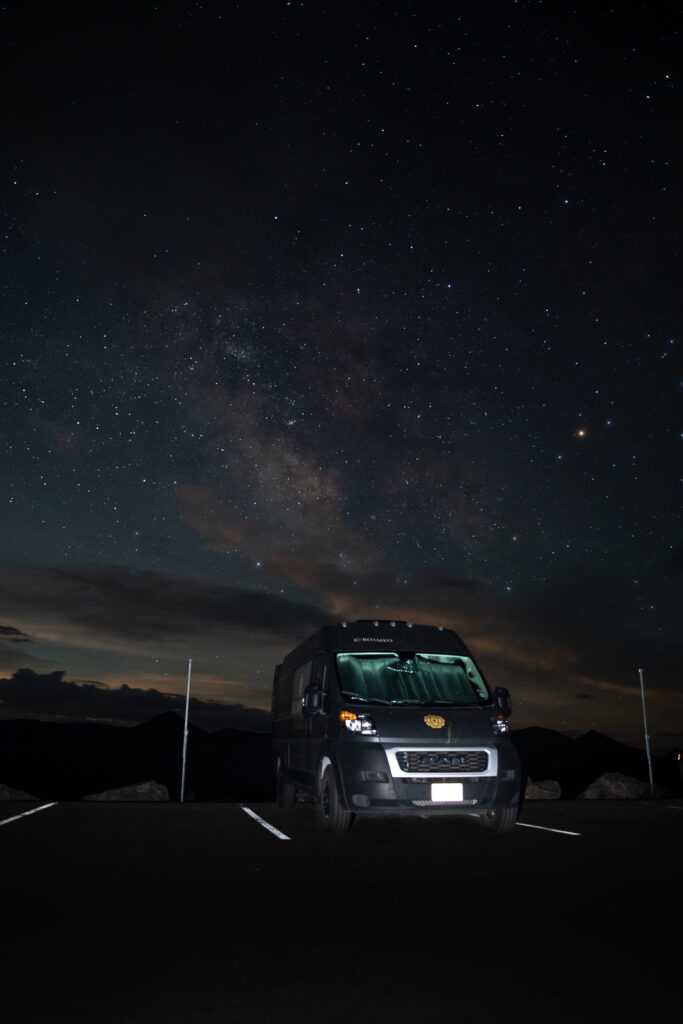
[3,799,681,1023]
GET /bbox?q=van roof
[281,619,472,671]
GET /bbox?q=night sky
[2,1,681,748]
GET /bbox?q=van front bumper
[335,743,521,815]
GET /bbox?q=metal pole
[638,668,655,798]
[180,658,192,803]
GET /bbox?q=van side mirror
[494,687,512,717]
[303,683,327,716]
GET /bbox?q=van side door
[305,653,332,786]
[288,661,312,784]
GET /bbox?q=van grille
[396,750,489,774]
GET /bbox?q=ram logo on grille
[396,750,489,773]
[421,753,467,767]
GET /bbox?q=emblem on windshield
[424,714,445,729]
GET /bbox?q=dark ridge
[0,716,680,801]
[512,727,683,798]
[0,714,275,802]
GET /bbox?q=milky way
[1,2,680,746]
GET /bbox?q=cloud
[0,563,329,645]
[0,668,269,731]
[0,624,33,643]
[0,543,678,748]
[0,623,48,675]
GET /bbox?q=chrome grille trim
[396,750,489,774]
[385,745,497,779]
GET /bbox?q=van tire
[276,760,296,810]
[478,807,517,833]
[320,766,354,836]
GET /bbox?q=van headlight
[340,710,377,735]
[492,714,510,735]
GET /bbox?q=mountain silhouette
[0,714,275,801]
[512,726,681,797]
[0,716,680,801]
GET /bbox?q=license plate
[431,782,464,802]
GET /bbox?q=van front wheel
[320,766,354,836]
[478,807,517,833]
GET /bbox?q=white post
[638,668,655,798]
[180,658,192,803]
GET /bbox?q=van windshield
[336,652,490,705]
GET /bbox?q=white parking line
[516,822,581,836]
[241,805,291,840]
[0,803,58,828]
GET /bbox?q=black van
[271,619,521,835]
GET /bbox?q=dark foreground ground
[3,799,682,1023]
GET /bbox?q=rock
[578,772,649,799]
[524,779,561,800]
[0,783,39,800]
[83,780,170,801]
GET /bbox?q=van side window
[273,670,293,718]
[292,662,312,714]
[311,654,330,711]
[311,654,328,689]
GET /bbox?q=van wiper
[394,699,459,706]
[341,690,392,705]
[394,699,434,705]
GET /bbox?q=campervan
[271,620,521,835]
